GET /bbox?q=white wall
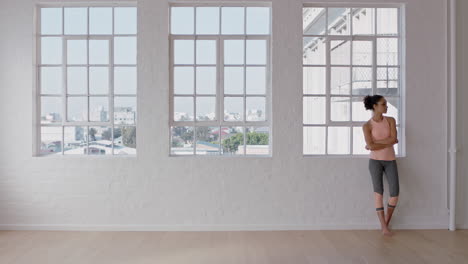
[456,0,468,229]
[0,0,454,230]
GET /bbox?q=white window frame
[302,3,405,157]
[34,3,138,156]
[169,3,272,157]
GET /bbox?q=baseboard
[0,223,450,231]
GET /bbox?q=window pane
[377,67,399,95]
[352,8,375,35]
[303,97,325,124]
[196,7,219,35]
[353,126,370,155]
[352,40,372,65]
[41,67,62,94]
[114,37,136,64]
[89,40,109,64]
[303,37,325,65]
[89,67,109,94]
[330,40,350,65]
[246,7,270,35]
[246,67,266,95]
[303,8,326,35]
[303,126,325,155]
[196,67,216,95]
[174,97,193,121]
[246,97,266,121]
[67,40,87,65]
[67,67,87,94]
[328,127,350,154]
[377,8,398,35]
[303,67,325,94]
[331,67,350,95]
[224,67,244,94]
[331,97,350,121]
[196,40,216,65]
[174,67,194,95]
[221,7,244,34]
[38,6,141,156]
[41,37,62,64]
[377,38,398,66]
[88,126,112,155]
[64,8,87,35]
[114,67,137,95]
[67,97,87,121]
[171,7,194,35]
[64,126,87,155]
[174,40,194,64]
[40,126,62,155]
[114,126,137,155]
[41,8,62,35]
[328,8,350,35]
[224,97,243,121]
[352,97,372,121]
[246,40,267,65]
[386,97,400,124]
[196,97,216,121]
[89,7,112,35]
[352,67,372,95]
[115,7,137,34]
[195,126,220,155]
[300,6,401,156]
[41,97,62,123]
[221,127,244,155]
[114,96,137,124]
[89,97,109,122]
[245,127,269,155]
[171,126,194,155]
[168,6,271,157]
[224,40,244,65]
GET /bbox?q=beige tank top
[369,116,396,161]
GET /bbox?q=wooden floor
[0,230,467,264]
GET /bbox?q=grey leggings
[368,159,400,197]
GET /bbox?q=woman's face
[374,98,388,114]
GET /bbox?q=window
[170,5,271,156]
[302,6,402,155]
[37,6,137,155]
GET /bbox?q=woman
[362,95,399,236]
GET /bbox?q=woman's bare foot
[382,227,393,236]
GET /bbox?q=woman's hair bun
[363,95,383,110]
